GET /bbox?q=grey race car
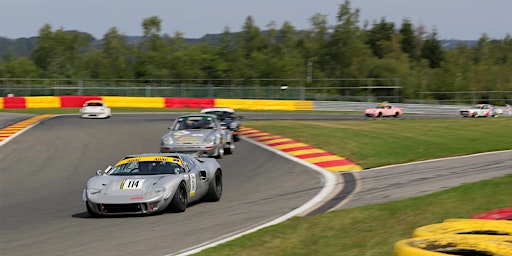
[160,114,235,158]
[83,153,222,216]
[200,107,243,142]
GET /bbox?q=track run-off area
[0,112,511,256]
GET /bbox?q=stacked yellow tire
[394,219,512,255]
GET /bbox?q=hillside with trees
[0,0,510,103]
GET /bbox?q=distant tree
[94,27,134,79]
[421,29,444,68]
[366,17,395,58]
[2,49,40,78]
[322,0,367,78]
[399,19,419,62]
[135,16,171,79]
[31,24,93,78]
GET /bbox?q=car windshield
[173,116,215,130]
[204,111,234,120]
[109,161,185,176]
[86,102,103,107]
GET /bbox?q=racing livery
[160,114,234,158]
[459,104,502,117]
[83,153,222,216]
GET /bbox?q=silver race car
[160,114,234,158]
[83,153,222,216]
[200,107,243,142]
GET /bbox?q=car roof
[178,113,218,119]
[201,107,235,113]
[123,153,183,158]
[85,100,104,103]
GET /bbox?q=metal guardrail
[313,101,511,115]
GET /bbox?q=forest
[0,0,511,103]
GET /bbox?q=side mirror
[97,165,112,175]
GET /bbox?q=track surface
[1,113,510,256]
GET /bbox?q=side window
[182,156,198,171]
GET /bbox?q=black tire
[168,183,188,212]
[233,135,240,142]
[214,146,224,159]
[203,170,222,202]
[86,201,100,217]
[224,143,234,155]
[377,112,382,117]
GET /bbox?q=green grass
[197,176,512,256]
[244,118,512,168]
[3,108,511,255]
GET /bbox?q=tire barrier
[470,208,512,220]
[394,234,512,256]
[394,219,512,255]
[413,219,512,237]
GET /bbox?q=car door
[182,155,209,200]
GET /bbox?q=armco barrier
[0,96,314,111]
[215,98,313,111]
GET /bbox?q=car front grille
[99,203,147,214]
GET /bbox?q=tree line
[0,0,511,102]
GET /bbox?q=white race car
[460,104,502,118]
[80,100,111,118]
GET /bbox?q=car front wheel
[168,183,188,212]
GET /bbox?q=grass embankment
[198,118,511,256]
[2,109,511,255]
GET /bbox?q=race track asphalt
[0,112,510,256]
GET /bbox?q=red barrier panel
[60,96,103,107]
[2,97,26,108]
[165,98,214,108]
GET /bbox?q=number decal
[120,179,145,189]
[189,174,196,197]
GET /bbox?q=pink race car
[365,103,403,118]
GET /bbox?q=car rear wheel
[204,169,222,202]
[168,183,187,212]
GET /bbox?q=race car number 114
[121,179,145,189]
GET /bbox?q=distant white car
[80,100,111,118]
[459,104,502,118]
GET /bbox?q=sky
[1,0,511,40]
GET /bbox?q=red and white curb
[0,114,54,146]
[239,127,363,172]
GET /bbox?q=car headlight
[153,187,165,193]
[87,188,101,195]
[162,136,174,145]
[229,122,239,129]
[204,134,216,144]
